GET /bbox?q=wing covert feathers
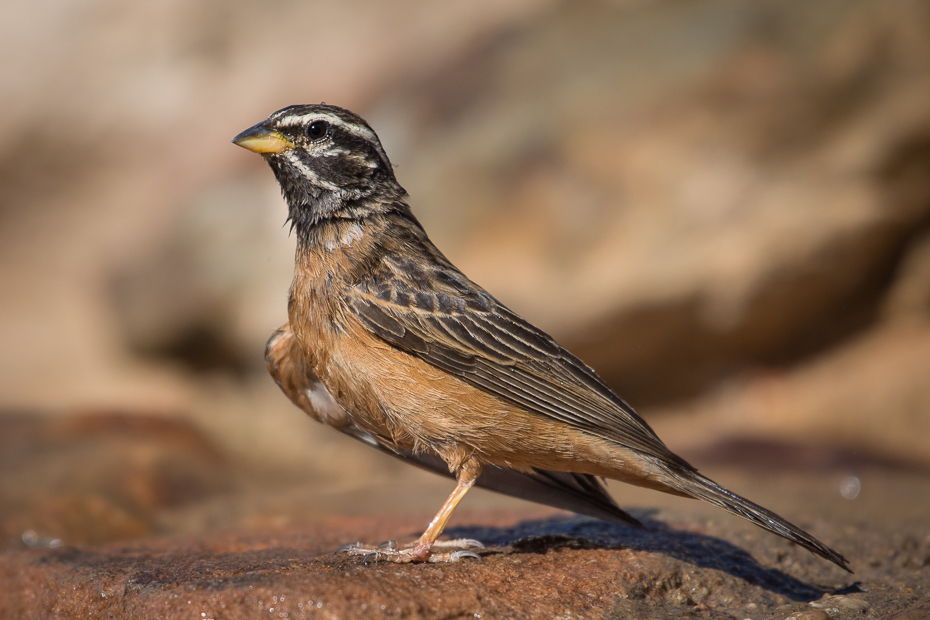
[348,251,688,467]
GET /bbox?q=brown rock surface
[1,507,927,620]
[1,0,928,466]
[1,409,928,619]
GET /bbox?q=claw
[429,549,482,563]
[451,549,482,561]
[335,542,362,554]
[377,539,398,550]
[458,538,485,549]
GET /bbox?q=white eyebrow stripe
[276,112,377,143]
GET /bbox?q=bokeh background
[2,0,929,549]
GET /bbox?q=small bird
[233,104,850,570]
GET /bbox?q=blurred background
[1,0,929,549]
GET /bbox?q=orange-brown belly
[304,317,676,493]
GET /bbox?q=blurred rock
[0,0,920,435]
[885,595,930,620]
[109,180,294,374]
[884,231,930,322]
[0,0,545,411]
[652,318,930,464]
[684,437,930,475]
[103,0,930,406]
[0,411,230,548]
[366,0,930,406]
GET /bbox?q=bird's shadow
[444,511,837,602]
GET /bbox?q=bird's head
[233,104,405,233]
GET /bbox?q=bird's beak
[232,122,294,154]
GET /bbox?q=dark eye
[307,121,328,140]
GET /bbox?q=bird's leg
[402,459,485,562]
[336,458,485,563]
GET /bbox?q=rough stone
[1,510,927,620]
[884,595,930,620]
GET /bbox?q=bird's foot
[335,538,485,563]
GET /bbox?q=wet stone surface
[1,511,926,620]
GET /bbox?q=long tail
[665,468,851,572]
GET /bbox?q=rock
[1,410,928,619]
[2,0,930,479]
[783,610,830,620]
[650,319,930,464]
[809,593,870,614]
[0,411,231,548]
[109,180,294,375]
[885,595,930,620]
[1,510,927,620]
[884,231,930,322]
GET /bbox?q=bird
[232,103,850,570]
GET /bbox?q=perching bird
[233,104,850,570]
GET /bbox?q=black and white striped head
[233,104,405,230]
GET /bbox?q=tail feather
[667,469,851,572]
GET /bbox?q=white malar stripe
[284,152,341,192]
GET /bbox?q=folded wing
[265,324,642,527]
[347,241,689,468]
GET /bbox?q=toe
[428,549,483,563]
[432,538,486,550]
[335,542,363,554]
